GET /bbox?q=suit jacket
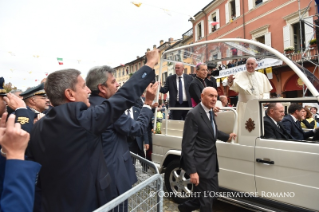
[26,65,155,212]
[89,95,152,198]
[132,106,150,149]
[0,155,41,212]
[0,108,39,212]
[263,115,292,140]
[180,104,229,179]
[160,74,193,107]
[281,115,314,140]
[189,77,218,104]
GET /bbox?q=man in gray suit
[179,87,236,212]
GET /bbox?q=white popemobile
[152,39,319,211]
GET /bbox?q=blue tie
[178,77,183,104]
[209,111,216,137]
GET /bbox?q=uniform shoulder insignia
[17,117,29,125]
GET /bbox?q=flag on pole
[57,58,63,65]
[210,21,219,26]
[265,67,273,79]
[132,2,142,7]
[257,69,264,74]
[216,78,220,87]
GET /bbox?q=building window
[283,10,312,52]
[139,62,141,69]
[255,0,263,6]
[195,20,204,41]
[251,25,271,46]
[248,0,268,10]
[184,68,188,74]
[256,36,265,44]
[135,64,138,72]
[211,13,217,32]
[197,22,202,40]
[225,0,240,23]
[208,9,220,34]
[230,0,236,21]
[122,68,124,76]
[292,22,305,52]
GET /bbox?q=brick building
[191,0,319,98]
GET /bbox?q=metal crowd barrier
[93,152,163,212]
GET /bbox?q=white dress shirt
[176,74,187,102]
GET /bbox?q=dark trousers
[171,101,189,120]
[180,173,218,212]
[128,139,145,158]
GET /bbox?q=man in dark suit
[127,105,150,158]
[281,103,319,140]
[263,103,292,139]
[160,62,193,120]
[189,63,217,106]
[86,66,154,211]
[179,87,236,212]
[26,50,159,212]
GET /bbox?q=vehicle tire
[164,160,193,203]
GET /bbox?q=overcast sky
[0,0,209,89]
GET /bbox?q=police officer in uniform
[19,83,48,122]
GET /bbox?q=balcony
[283,47,319,65]
[182,28,193,40]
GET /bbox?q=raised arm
[79,50,159,134]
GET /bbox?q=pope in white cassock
[227,57,272,128]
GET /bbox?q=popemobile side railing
[93,153,163,212]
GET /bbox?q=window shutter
[225,3,229,23]
[216,9,220,29]
[235,0,241,17]
[195,25,198,41]
[304,16,313,48]
[248,0,253,10]
[265,32,271,47]
[201,20,205,39]
[283,25,291,49]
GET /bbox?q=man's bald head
[267,102,285,122]
[201,87,218,109]
[175,62,184,76]
[219,95,228,107]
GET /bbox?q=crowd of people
[1,52,318,212]
[0,50,159,212]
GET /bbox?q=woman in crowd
[301,107,316,129]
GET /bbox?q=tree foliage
[3,82,17,93]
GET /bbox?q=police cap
[20,83,46,100]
